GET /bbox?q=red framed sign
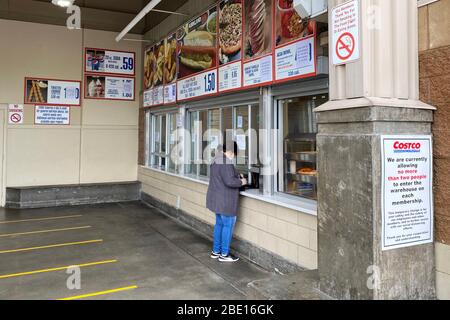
[85,48,136,77]
[217,0,244,93]
[84,75,135,101]
[242,0,275,89]
[176,4,219,102]
[24,77,81,107]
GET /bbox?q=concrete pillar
[315,0,436,299]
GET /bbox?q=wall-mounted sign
[177,69,218,101]
[331,0,360,65]
[141,0,322,105]
[381,135,433,251]
[218,0,243,92]
[8,104,24,125]
[176,5,218,102]
[242,0,274,88]
[274,34,316,82]
[85,75,134,101]
[25,78,81,106]
[164,32,178,105]
[35,106,70,125]
[85,48,135,76]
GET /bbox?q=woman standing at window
[206,141,247,263]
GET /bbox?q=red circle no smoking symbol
[336,32,355,61]
[10,113,22,123]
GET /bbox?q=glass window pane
[154,115,161,154]
[234,106,249,168]
[188,111,198,176]
[208,109,221,160]
[161,115,166,154]
[222,107,233,144]
[280,94,328,200]
[168,113,177,172]
[199,110,208,177]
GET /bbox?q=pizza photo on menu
[177,6,218,79]
[243,0,273,61]
[219,0,243,65]
[275,0,315,47]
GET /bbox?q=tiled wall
[419,0,450,300]
[139,167,318,270]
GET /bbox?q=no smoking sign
[8,104,24,124]
[336,32,355,61]
[332,0,360,65]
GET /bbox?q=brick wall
[418,0,450,245]
[139,167,318,270]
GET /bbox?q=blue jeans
[212,213,237,256]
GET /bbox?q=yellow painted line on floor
[58,285,138,300]
[0,259,118,280]
[0,215,83,225]
[0,226,92,238]
[0,239,103,254]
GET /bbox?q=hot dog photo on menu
[177,6,218,79]
[243,0,273,61]
[275,0,315,47]
[219,0,243,65]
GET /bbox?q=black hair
[223,141,238,155]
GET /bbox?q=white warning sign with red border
[331,0,360,65]
[8,104,24,125]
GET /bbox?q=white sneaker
[218,254,239,263]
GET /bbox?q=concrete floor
[0,202,271,300]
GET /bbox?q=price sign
[143,90,153,107]
[177,70,218,102]
[152,86,164,106]
[86,48,135,76]
[275,36,316,82]
[25,78,81,106]
[219,61,242,92]
[164,83,177,105]
[47,80,81,105]
[243,55,273,87]
[104,77,134,100]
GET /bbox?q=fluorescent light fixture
[52,0,75,7]
[116,0,162,42]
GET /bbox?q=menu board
[177,6,218,101]
[85,48,135,76]
[242,0,274,87]
[274,2,317,83]
[25,78,81,106]
[218,0,243,92]
[141,0,321,105]
[164,32,178,105]
[85,75,134,101]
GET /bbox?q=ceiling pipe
[115,0,162,42]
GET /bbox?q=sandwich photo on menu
[243,0,273,60]
[219,0,243,65]
[177,7,217,79]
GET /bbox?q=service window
[277,94,328,200]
